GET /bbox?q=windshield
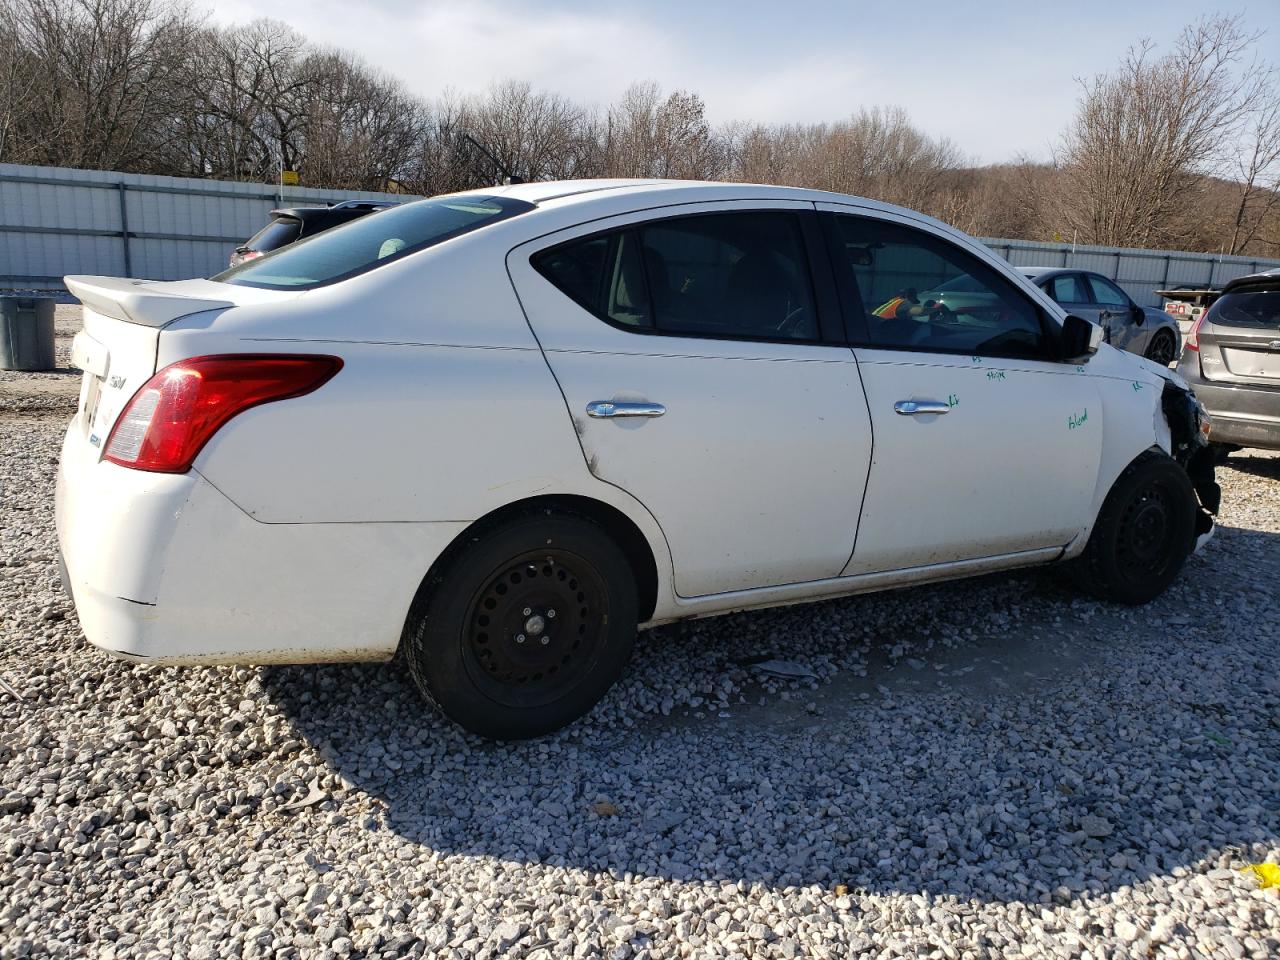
[215,194,534,289]
[244,216,301,252]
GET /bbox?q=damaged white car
[55,180,1219,739]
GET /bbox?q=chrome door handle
[894,399,951,416]
[586,400,666,419]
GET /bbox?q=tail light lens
[1184,314,1205,351]
[104,355,343,473]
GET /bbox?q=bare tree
[0,1,40,161]
[7,0,196,170]
[459,80,600,184]
[1057,15,1270,247]
[1225,84,1280,254]
[723,106,961,217]
[606,82,727,180]
[299,51,428,191]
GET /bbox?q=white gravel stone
[2,309,1279,959]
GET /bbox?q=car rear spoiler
[64,276,235,328]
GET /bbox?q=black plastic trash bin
[0,296,56,371]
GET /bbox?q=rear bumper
[1176,360,1280,450]
[56,415,467,664]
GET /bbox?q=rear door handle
[586,400,666,419]
[894,399,951,416]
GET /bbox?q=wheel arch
[403,494,661,636]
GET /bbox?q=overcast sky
[202,0,1279,165]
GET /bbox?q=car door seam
[841,347,876,574]
[502,253,682,595]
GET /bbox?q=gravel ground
[2,310,1278,959]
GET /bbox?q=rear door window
[535,231,652,329]
[534,211,819,342]
[1088,276,1130,307]
[1049,274,1091,305]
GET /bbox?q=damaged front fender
[1161,381,1220,540]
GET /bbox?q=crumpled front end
[1161,382,1219,549]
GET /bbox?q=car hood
[1129,349,1189,388]
[1089,340,1189,389]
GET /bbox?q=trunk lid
[1196,288,1280,387]
[64,275,282,449]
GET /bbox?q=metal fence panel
[1,162,418,289]
[978,238,1279,307]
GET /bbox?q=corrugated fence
[982,238,1280,308]
[2,163,1278,304]
[0,162,416,291]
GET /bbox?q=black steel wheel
[1145,329,1177,366]
[463,549,609,709]
[403,509,637,739]
[1070,451,1196,605]
[1114,480,1179,583]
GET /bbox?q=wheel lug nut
[546,609,556,618]
[540,636,550,645]
[522,607,532,616]
[516,634,526,644]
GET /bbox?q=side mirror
[1131,303,1145,325]
[1060,313,1102,362]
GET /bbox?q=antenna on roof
[461,133,524,186]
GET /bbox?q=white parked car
[56,180,1220,739]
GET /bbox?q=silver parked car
[1020,268,1182,365]
[1176,270,1280,456]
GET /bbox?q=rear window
[1210,290,1280,329]
[215,195,534,290]
[245,216,302,252]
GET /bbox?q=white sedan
[56,180,1220,739]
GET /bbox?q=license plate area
[81,373,104,445]
[1222,345,1280,380]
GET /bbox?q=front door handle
[894,399,951,416]
[586,400,666,419]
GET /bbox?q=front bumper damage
[1162,383,1220,547]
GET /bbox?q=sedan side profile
[57,180,1218,739]
[1020,268,1182,365]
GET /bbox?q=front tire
[403,510,638,739]
[1071,451,1197,605]
[1145,329,1177,366]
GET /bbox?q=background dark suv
[229,200,398,267]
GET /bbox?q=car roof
[439,178,998,259]
[1221,270,1280,294]
[450,177,955,227]
[1018,266,1084,282]
[270,203,390,221]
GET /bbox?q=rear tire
[1071,451,1197,605]
[403,510,637,740]
[1144,329,1177,366]
[1209,442,1238,465]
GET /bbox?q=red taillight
[1184,314,1205,351]
[103,355,343,473]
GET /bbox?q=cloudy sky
[202,0,1278,165]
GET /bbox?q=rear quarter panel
[161,236,675,602]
